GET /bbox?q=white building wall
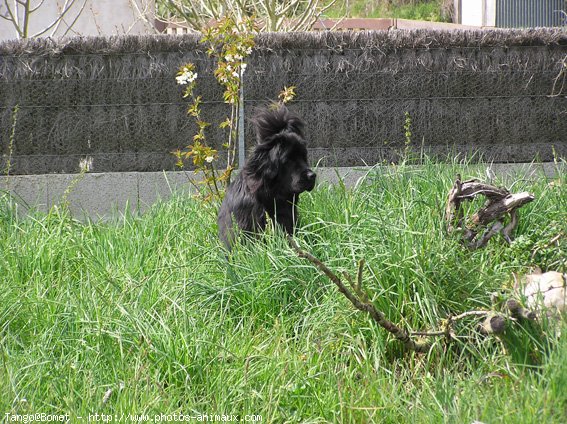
[461,0,484,26]
[0,0,155,40]
[458,0,496,27]
[484,0,496,26]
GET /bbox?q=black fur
[218,105,316,248]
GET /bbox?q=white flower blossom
[225,54,234,62]
[232,71,240,78]
[240,63,247,73]
[234,54,243,60]
[205,156,214,163]
[176,70,197,85]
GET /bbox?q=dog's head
[244,105,316,197]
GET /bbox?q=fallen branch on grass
[445,175,534,249]
[288,236,541,353]
[288,236,431,353]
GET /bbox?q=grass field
[1,159,566,422]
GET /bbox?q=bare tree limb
[1,0,24,37]
[288,235,545,354]
[127,0,161,34]
[32,0,87,38]
[288,236,432,353]
[158,0,336,32]
[0,0,87,38]
[29,0,46,13]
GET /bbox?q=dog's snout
[303,169,316,191]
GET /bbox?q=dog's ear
[259,140,282,180]
[245,139,282,194]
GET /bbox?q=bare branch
[164,1,207,31]
[1,0,87,38]
[288,232,551,359]
[128,0,160,34]
[452,310,492,321]
[0,0,24,37]
[161,0,331,32]
[29,0,46,13]
[32,0,87,38]
[288,236,432,353]
[21,0,30,39]
[289,0,319,31]
[48,0,89,38]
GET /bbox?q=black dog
[218,105,316,248]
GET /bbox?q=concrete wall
[0,168,372,219]
[0,164,559,220]
[0,0,154,40]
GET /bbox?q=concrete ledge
[0,163,560,220]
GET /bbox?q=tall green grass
[0,159,565,422]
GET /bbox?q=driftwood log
[445,175,534,249]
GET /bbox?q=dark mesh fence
[0,29,566,174]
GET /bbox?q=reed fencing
[0,29,565,174]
